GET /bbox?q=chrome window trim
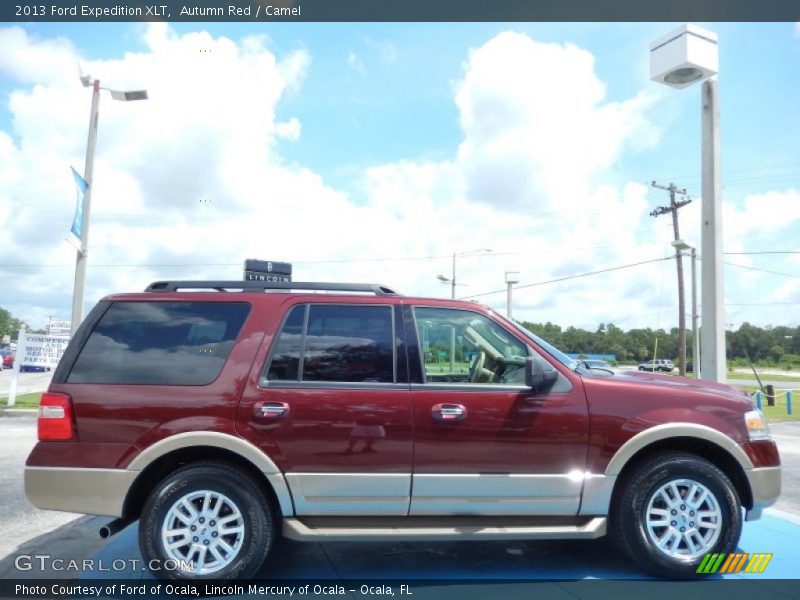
[263,381,410,391]
[409,383,531,393]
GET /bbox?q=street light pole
[437,248,491,299]
[70,76,147,337]
[650,23,724,382]
[691,246,699,378]
[672,239,699,378]
[70,79,100,337]
[701,78,726,382]
[451,252,456,300]
[505,271,520,319]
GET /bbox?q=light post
[505,271,520,319]
[437,248,491,299]
[71,74,148,336]
[650,23,725,382]
[673,240,698,378]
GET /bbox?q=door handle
[432,403,467,422]
[254,401,290,420]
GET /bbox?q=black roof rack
[145,281,401,296]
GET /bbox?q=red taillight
[38,393,75,441]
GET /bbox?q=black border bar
[2,0,800,22]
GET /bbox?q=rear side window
[265,304,394,383]
[266,305,305,381]
[68,301,250,385]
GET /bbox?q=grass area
[727,371,800,383]
[731,384,800,422]
[0,391,41,408]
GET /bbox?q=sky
[0,21,799,333]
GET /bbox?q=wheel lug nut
[690,522,695,527]
[212,531,218,538]
[689,511,695,516]
[199,517,205,524]
[680,505,686,510]
[192,536,198,542]
[203,539,210,545]
[210,520,216,526]
[671,521,677,526]
[190,525,196,531]
[680,527,686,532]
[671,510,677,515]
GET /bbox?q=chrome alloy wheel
[161,490,245,574]
[645,478,722,560]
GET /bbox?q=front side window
[265,304,394,384]
[414,307,528,385]
[68,301,250,385]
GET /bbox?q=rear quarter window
[67,301,250,385]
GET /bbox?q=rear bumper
[744,465,781,521]
[25,466,136,517]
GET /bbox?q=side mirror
[525,356,559,392]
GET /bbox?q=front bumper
[744,465,781,521]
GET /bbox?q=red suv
[25,281,781,580]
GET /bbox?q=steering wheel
[470,351,486,383]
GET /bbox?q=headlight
[744,409,770,441]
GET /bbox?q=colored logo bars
[696,552,773,574]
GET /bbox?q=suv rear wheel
[612,452,742,578]
[139,461,274,580]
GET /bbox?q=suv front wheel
[139,461,274,580]
[612,452,742,578]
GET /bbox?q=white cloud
[0,26,79,84]
[0,26,795,333]
[364,37,398,63]
[347,51,366,75]
[454,32,660,209]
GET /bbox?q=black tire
[139,461,274,581]
[611,452,742,578]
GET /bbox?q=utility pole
[651,181,692,376]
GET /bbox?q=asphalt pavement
[0,413,83,561]
[0,368,53,399]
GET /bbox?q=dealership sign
[244,259,292,282]
[20,334,70,369]
[7,329,72,407]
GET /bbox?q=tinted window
[68,302,250,385]
[303,305,394,383]
[266,305,305,381]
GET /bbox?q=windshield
[509,321,579,370]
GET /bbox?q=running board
[283,515,607,542]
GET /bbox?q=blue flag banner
[70,166,88,242]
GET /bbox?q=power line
[724,262,800,279]
[461,256,674,300]
[725,250,800,255]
